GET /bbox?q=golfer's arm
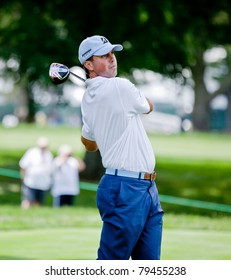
[146,98,153,114]
[81,136,98,152]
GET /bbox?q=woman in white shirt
[51,145,86,207]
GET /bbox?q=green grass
[1,227,231,260]
[1,125,231,163]
[1,124,231,213]
[0,124,231,260]
[157,161,231,205]
[150,132,231,163]
[162,229,231,259]
[0,206,230,260]
[0,228,100,260]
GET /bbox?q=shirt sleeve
[19,148,32,169]
[117,78,150,116]
[81,122,95,141]
[81,105,95,141]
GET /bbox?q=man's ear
[84,60,93,71]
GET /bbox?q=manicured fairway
[0,207,230,260]
[0,228,100,260]
[162,229,231,260]
[0,227,231,260]
[0,125,231,162]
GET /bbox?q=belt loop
[115,169,118,176]
[138,172,141,180]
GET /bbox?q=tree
[91,0,231,131]
[0,1,76,121]
[111,0,231,130]
[169,1,231,131]
[1,0,231,130]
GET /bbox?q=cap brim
[94,44,123,56]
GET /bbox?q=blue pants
[22,184,46,205]
[53,195,75,207]
[96,174,164,260]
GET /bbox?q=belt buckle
[150,171,156,181]
[144,171,156,181]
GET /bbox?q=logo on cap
[82,49,92,58]
[101,37,109,44]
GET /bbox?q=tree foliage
[1,0,231,129]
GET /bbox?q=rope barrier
[0,168,20,179]
[158,194,231,213]
[1,168,231,213]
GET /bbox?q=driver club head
[49,63,70,84]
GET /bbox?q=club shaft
[69,71,86,82]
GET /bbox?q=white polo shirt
[81,76,155,173]
[51,157,80,197]
[19,147,53,190]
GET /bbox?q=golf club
[49,63,86,84]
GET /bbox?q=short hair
[83,56,93,78]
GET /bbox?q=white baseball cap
[78,35,123,64]
[58,144,72,156]
[37,137,49,148]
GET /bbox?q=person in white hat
[51,145,86,207]
[78,35,164,260]
[19,137,53,208]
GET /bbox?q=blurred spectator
[35,111,47,126]
[51,145,86,207]
[19,137,53,208]
[2,114,19,128]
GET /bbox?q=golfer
[78,35,164,260]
